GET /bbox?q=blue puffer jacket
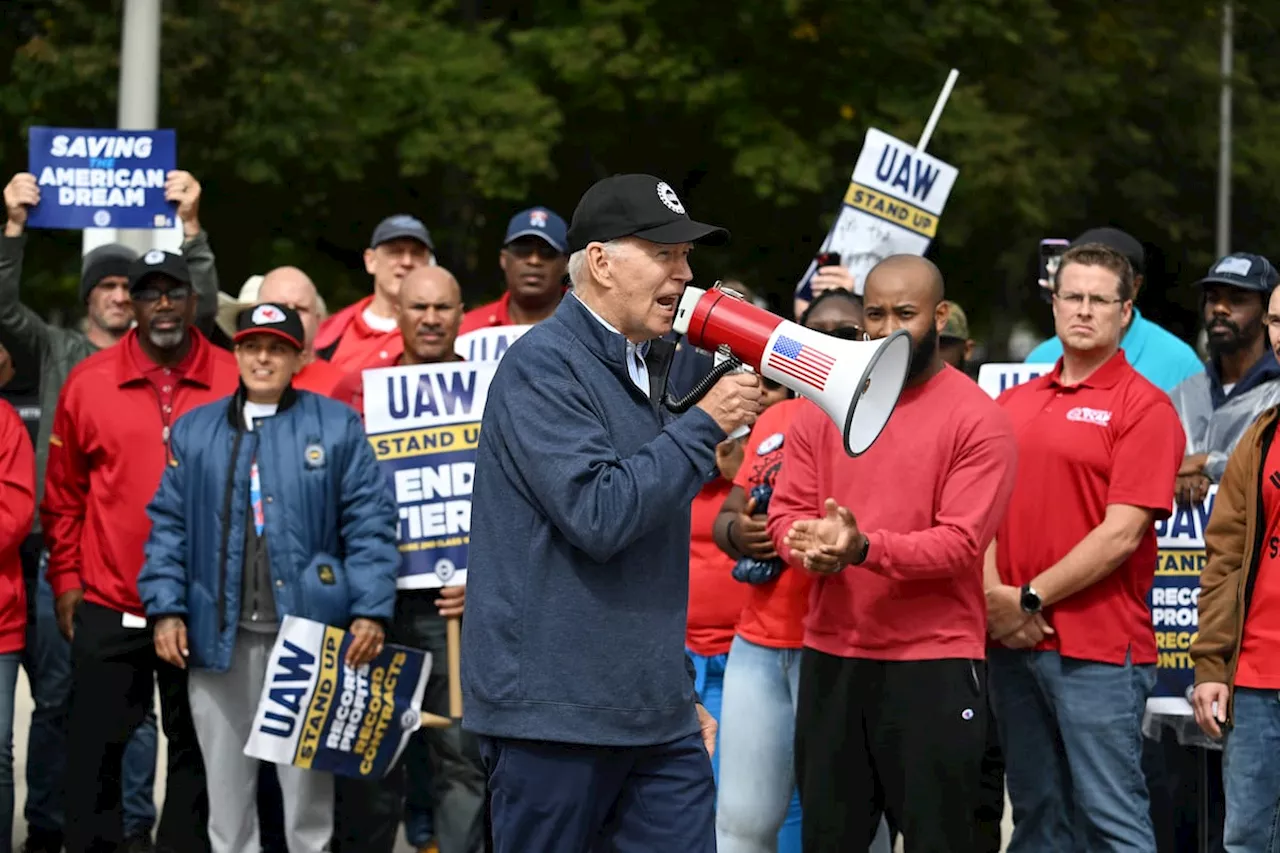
[138,384,399,672]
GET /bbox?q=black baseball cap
[234,302,304,351]
[1196,253,1280,293]
[1072,227,1145,274]
[370,215,435,251]
[566,174,729,253]
[128,249,191,292]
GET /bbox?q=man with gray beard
[41,250,238,853]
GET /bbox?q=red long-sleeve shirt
[41,330,238,616]
[0,403,34,654]
[767,367,1018,660]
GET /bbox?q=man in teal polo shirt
[1025,227,1203,392]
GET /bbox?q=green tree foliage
[2,0,1277,354]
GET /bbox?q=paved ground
[9,667,1012,851]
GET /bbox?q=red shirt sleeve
[1107,393,1185,518]
[861,412,1018,581]
[0,408,35,556]
[766,404,821,569]
[40,382,89,598]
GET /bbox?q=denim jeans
[989,648,1157,853]
[403,734,435,846]
[688,648,728,785]
[1223,687,1280,852]
[23,565,158,837]
[714,636,804,853]
[0,651,19,853]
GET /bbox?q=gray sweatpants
[188,630,334,853]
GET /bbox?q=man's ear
[363,248,378,276]
[935,300,950,335]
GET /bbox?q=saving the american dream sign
[979,363,1205,717]
[26,127,177,230]
[245,616,429,779]
[362,362,497,591]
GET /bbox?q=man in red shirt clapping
[987,243,1184,852]
[769,255,1018,853]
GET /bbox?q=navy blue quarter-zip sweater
[461,294,727,747]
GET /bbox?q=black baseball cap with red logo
[234,303,304,351]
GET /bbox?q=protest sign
[1147,488,1215,717]
[363,362,497,590]
[978,367,1208,718]
[976,363,1055,399]
[26,127,177,231]
[796,128,958,299]
[245,616,429,780]
[454,325,532,363]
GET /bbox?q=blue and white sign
[977,363,1055,398]
[245,616,430,779]
[797,128,958,299]
[363,363,497,590]
[454,325,531,363]
[26,127,176,230]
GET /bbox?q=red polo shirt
[686,476,748,656]
[995,351,1184,665]
[315,295,404,373]
[459,289,567,335]
[292,357,348,398]
[42,330,239,617]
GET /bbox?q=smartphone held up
[1038,239,1069,302]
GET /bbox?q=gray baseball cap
[370,215,434,251]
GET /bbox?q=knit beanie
[80,243,139,303]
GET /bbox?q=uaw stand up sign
[244,616,430,780]
[979,363,1208,719]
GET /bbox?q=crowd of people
[0,161,1275,853]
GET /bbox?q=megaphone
[670,284,913,456]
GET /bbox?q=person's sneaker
[20,827,63,853]
[121,831,154,853]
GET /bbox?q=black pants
[64,601,209,853]
[333,593,487,853]
[975,687,1006,853]
[795,650,987,853]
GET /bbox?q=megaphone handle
[716,350,753,441]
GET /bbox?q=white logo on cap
[1215,256,1254,277]
[656,181,685,215]
[252,304,286,324]
[530,210,548,228]
[143,249,165,265]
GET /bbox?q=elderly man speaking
[462,174,761,851]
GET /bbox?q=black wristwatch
[850,535,870,565]
[1020,583,1043,615]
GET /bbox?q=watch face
[1021,588,1040,611]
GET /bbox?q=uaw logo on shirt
[304,443,326,469]
[529,210,548,228]
[1066,406,1113,427]
[656,181,685,215]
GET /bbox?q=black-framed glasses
[504,240,562,261]
[131,284,192,304]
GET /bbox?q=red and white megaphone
[671,284,913,456]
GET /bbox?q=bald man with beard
[768,255,1019,853]
[256,267,348,397]
[331,263,485,853]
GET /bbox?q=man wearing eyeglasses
[459,206,569,333]
[986,243,1185,852]
[41,250,239,853]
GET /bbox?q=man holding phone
[1025,227,1203,392]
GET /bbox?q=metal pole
[1216,0,1233,258]
[917,69,959,154]
[83,0,162,257]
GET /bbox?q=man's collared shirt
[572,294,650,397]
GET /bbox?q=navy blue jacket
[461,295,727,747]
[138,385,399,673]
